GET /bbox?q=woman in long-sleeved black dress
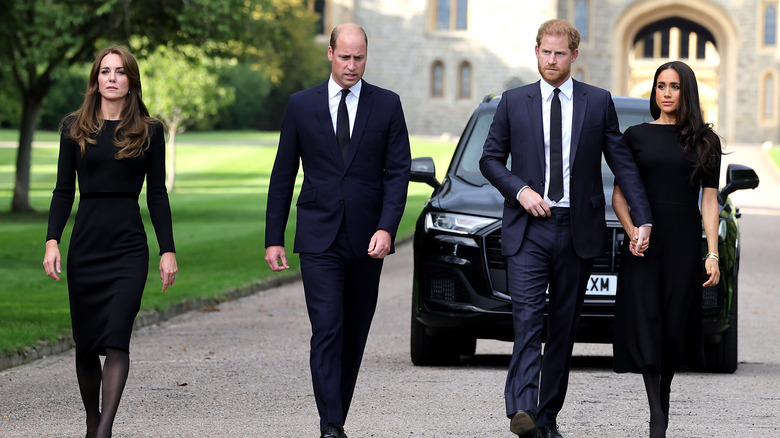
[612,61,722,438]
[43,46,177,438]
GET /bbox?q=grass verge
[0,133,455,355]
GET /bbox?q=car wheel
[704,283,738,373]
[410,309,461,366]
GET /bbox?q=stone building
[311,0,780,144]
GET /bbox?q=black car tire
[410,310,461,366]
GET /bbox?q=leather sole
[510,411,537,437]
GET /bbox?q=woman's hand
[159,252,178,293]
[43,239,62,281]
[625,225,650,257]
[703,256,720,287]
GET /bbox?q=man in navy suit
[264,23,410,438]
[480,19,653,438]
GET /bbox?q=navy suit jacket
[265,79,411,256]
[480,80,652,259]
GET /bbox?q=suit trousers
[504,208,593,428]
[299,218,384,430]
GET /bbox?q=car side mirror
[410,157,440,189]
[719,164,759,203]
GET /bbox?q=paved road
[1,144,779,437]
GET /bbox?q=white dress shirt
[540,77,573,208]
[328,75,361,137]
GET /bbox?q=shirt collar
[328,74,362,99]
[540,76,573,101]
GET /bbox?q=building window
[436,0,468,31]
[765,5,777,46]
[432,61,444,98]
[308,0,326,35]
[763,74,775,119]
[458,62,471,99]
[574,68,585,82]
[574,0,589,41]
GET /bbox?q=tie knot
[340,88,350,101]
[553,88,561,97]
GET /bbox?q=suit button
[343,177,347,181]
[339,199,344,204]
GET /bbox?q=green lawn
[769,146,780,172]
[0,134,456,353]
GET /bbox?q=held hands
[265,245,290,271]
[628,225,651,257]
[159,252,178,293]
[43,239,62,281]
[703,257,721,287]
[368,229,392,259]
[518,188,552,217]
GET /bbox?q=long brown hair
[649,61,721,182]
[65,46,155,159]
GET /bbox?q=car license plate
[586,275,617,295]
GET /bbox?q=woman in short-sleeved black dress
[612,61,722,438]
[43,46,177,438]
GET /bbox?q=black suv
[410,94,759,373]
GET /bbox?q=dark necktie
[337,88,350,161]
[548,88,563,202]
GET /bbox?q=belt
[80,192,138,200]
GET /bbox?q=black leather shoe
[540,422,563,438]
[320,424,345,438]
[509,410,540,437]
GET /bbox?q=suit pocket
[296,187,316,205]
[590,193,605,208]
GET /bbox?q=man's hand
[265,245,290,271]
[367,230,392,259]
[631,225,652,257]
[518,188,551,218]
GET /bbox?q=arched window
[458,62,471,99]
[431,61,444,98]
[574,0,589,41]
[763,74,775,119]
[574,68,585,82]
[765,5,777,46]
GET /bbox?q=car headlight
[425,212,497,235]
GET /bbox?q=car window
[453,108,496,186]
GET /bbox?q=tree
[139,43,235,190]
[215,0,329,129]
[0,0,249,212]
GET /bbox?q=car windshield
[453,98,652,186]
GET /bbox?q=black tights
[642,370,674,438]
[76,348,130,438]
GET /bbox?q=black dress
[46,118,175,358]
[613,123,720,373]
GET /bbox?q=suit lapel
[344,80,373,169]
[570,80,587,166]
[314,81,344,164]
[526,83,546,175]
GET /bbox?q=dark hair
[536,19,581,51]
[650,60,721,182]
[329,23,368,50]
[65,45,155,159]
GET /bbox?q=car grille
[485,226,625,275]
[425,265,471,303]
